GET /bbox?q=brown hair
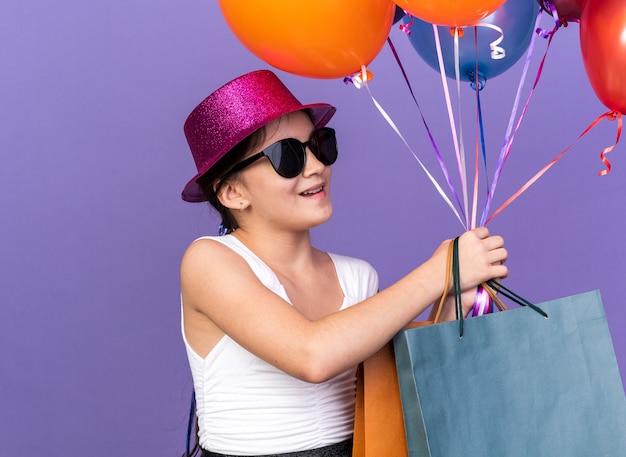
[196,128,267,234]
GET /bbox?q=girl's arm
[181,227,507,383]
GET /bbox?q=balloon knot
[449,27,464,38]
[345,69,373,89]
[468,70,486,91]
[607,111,619,121]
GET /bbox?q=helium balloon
[218,0,396,79]
[394,0,506,27]
[580,0,626,113]
[537,0,583,21]
[404,0,540,87]
[393,5,406,24]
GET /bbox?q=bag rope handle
[442,237,548,337]
[452,237,465,337]
[433,238,455,324]
[484,280,548,318]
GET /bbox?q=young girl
[180,70,508,457]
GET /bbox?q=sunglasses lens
[311,128,338,166]
[262,128,337,178]
[265,140,305,178]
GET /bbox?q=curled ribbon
[537,0,579,35]
[599,111,622,176]
[537,0,561,38]
[474,22,506,60]
[398,11,413,35]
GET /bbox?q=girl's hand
[429,227,507,321]
[456,227,508,291]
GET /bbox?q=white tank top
[181,235,379,455]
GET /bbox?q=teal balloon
[405,0,539,87]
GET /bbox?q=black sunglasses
[226,127,338,178]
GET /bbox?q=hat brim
[181,102,336,203]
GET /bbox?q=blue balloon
[404,0,540,88]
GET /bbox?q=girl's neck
[231,226,319,269]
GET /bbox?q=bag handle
[483,280,548,318]
[452,237,466,337]
[432,236,455,324]
[443,237,548,337]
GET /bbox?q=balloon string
[471,28,488,231]
[469,30,494,316]
[473,90,489,227]
[471,97,480,231]
[480,10,546,226]
[347,67,466,227]
[476,82,488,186]
[453,28,470,228]
[471,35,489,315]
[434,24,469,226]
[385,37,467,220]
[485,110,621,224]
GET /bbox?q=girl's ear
[216,180,248,211]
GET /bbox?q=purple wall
[1,1,624,455]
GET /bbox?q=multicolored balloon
[218,0,396,79]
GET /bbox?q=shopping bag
[394,290,626,456]
[352,341,408,457]
[352,247,458,457]
[353,322,431,457]
[393,240,626,457]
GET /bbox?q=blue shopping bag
[393,289,626,457]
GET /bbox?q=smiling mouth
[300,186,323,196]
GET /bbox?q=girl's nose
[301,147,325,176]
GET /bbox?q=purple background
[2,1,624,455]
